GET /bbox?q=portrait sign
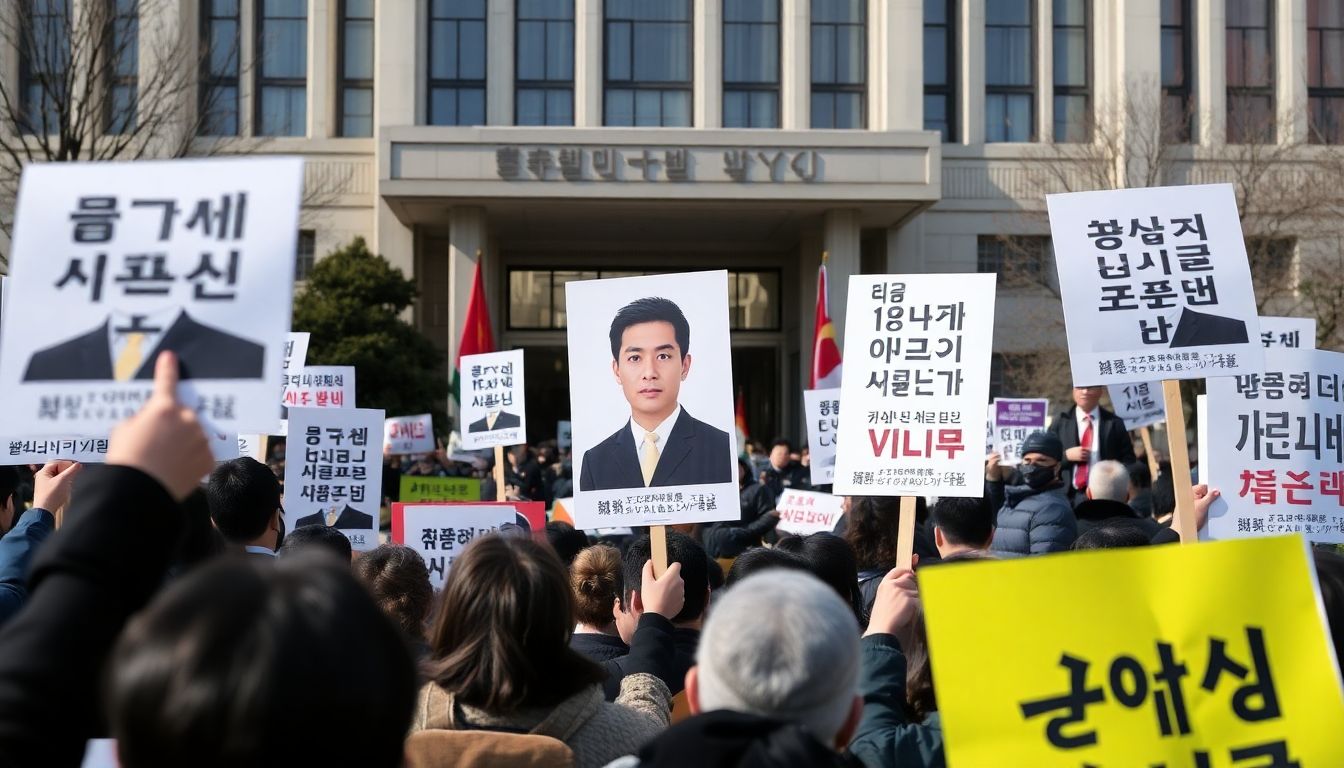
[284,406,383,551]
[459,349,527,450]
[803,388,840,485]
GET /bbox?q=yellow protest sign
[920,536,1344,767]
[399,475,481,503]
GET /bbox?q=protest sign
[2,437,109,465]
[557,420,572,450]
[276,331,311,424]
[566,271,738,530]
[985,403,995,456]
[774,489,845,536]
[802,388,840,485]
[459,349,527,450]
[832,274,996,498]
[283,365,354,410]
[0,158,302,436]
[399,475,482,503]
[384,413,434,455]
[391,502,528,589]
[922,535,1344,766]
[1108,380,1165,430]
[1197,394,1208,485]
[237,434,267,462]
[1204,348,1344,543]
[1259,315,1316,349]
[991,398,1048,466]
[1047,183,1264,385]
[205,429,241,462]
[284,406,383,551]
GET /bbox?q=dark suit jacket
[467,410,521,433]
[1049,405,1138,491]
[23,312,266,381]
[1170,307,1249,348]
[579,408,732,492]
[294,505,374,531]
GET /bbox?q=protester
[775,532,867,627]
[1050,384,1137,504]
[987,431,1078,555]
[277,524,353,562]
[413,535,677,768]
[609,532,708,699]
[847,496,938,613]
[1150,471,1176,525]
[724,546,808,586]
[547,520,590,567]
[1126,461,1154,518]
[206,457,285,557]
[703,459,779,558]
[1074,460,1160,540]
[0,461,80,626]
[1313,548,1344,679]
[353,544,435,658]
[1072,524,1154,550]
[608,571,863,767]
[760,438,810,497]
[928,496,995,558]
[570,544,629,663]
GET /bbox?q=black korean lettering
[70,196,119,243]
[1201,627,1281,723]
[185,249,240,300]
[54,254,108,301]
[1018,654,1105,749]
[131,198,181,240]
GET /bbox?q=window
[985,0,1034,142]
[19,0,71,134]
[604,0,692,126]
[977,236,1052,288]
[295,230,316,281]
[199,0,240,136]
[723,0,779,128]
[105,0,138,134]
[1308,0,1344,143]
[338,0,374,137]
[1226,0,1275,143]
[923,0,955,142]
[255,0,307,136]
[1052,0,1090,142]
[516,0,574,126]
[1160,0,1194,142]
[429,0,487,125]
[810,0,865,128]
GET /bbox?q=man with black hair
[580,297,733,491]
[206,457,284,556]
[278,524,353,562]
[760,437,810,497]
[929,496,995,558]
[605,530,709,700]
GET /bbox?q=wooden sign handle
[1139,426,1159,483]
[896,496,916,570]
[1161,380,1197,543]
[650,524,669,578]
[493,445,506,502]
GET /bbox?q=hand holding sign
[640,560,685,620]
[107,351,214,500]
[32,460,82,526]
[863,565,920,645]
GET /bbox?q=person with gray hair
[1073,459,1160,540]
[603,570,863,767]
[1085,460,1131,503]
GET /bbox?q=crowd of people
[0,353,1341,767]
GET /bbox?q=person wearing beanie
[987,430,1078,555]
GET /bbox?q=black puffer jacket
[989,483,1077,555]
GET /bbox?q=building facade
[2,0,1338,441]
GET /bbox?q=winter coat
[603,710,861,768]
[989,483,1077,555]
[848,634,944,768]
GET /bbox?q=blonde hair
[569,545,622,628]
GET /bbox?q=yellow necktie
[326,507,340,527]
[640,432,660,486]
[114,332,145,382]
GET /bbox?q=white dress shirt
[629,405,682,460]
[1075,406,1101,466]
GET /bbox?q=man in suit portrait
[295,503,374,531]
[579,297,732,492]
[1049,384,1137,505]
[23,309,265,382]
[468,410,521,433]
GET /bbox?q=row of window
[16,0,1344,142]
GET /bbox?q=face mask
[1020,463,1056,490]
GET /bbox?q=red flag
[734,389,749,454]
[811,262,843,388]
[452,261,494,403]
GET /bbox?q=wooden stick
[1162,380,1197,543]
[1139,426,1159,482]
[650,524,669,577]
[493,445,506,502]
[896,496,917,570]
[259,436,270,464]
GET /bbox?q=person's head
[608,297,692,427]
[1127,461,1152,492]
[0,466,21,534]
[570,544,623,631]
[1072,384,1104,412]
[353,544,434,644]
[1151,472,1176,520]
[724,547,808,587]
[1085,460,1131,503]
[930,496,995,556]
[769,439,793,470]
[278,524,353,562]
[1313,547,1344,678]
[108,554,416,768]
[774,533,866,626]
[616,531,709,642]
[1019,431,1064,490]
[1071,522,1152,550]
[545,520,589,567]
[844,496,925,570]
[689,571,862,749]
[737,458,753,489]
[426,535,604,712]
[207,458,283,549]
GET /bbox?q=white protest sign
[1259,315,1316,349]
[802,388,840,485]
[985,403,995,456]
[557,420,572,450]
[384,413,435,455]
[0,157,302,436]
[567,271,738,528]
[833,274,996,497]
[396,503,518,589]
[1,437,109,465]
[206,429,242,462]
[459,349,527,450]
[284,406,383,551]
[991,398,1049,466]
[276,331,311,424]
[1197,394,1208,485]
[1108,380,1166,430]
[775,488,846,536]
[1204,348,1344,543]
[1047,183,1264,385]
[283,365,354,410]
[237,433,267,462]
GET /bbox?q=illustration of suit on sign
[468,410,521,433]
[295,503,375,532]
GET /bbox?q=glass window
[985,0,1034,142]
[20,0,71,134]
[810,0,865,128]
[1308,0,1344,143]
[923,0,955,142]
[200,0,240,136]
[723,0,780,128]
[256,0,308,136]
[977,235,1052,289]
[1226,0,1275,143]
[1052,0,1089,142]
[295,230,316,281]
[339,0,374,137]
[1247,237,1295,292]
[105,0,138,134]
[1161,0,1194,142]
[605,0,692,126]
[517,0,574,125]
[430,0,487,126]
